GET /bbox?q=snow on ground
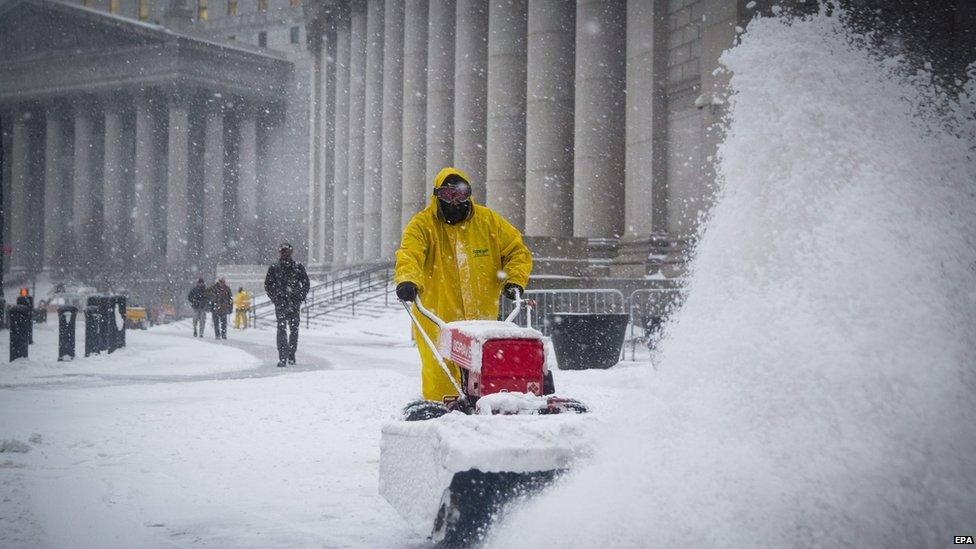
[0,304,648,547]
[0,322,260,387]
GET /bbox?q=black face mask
[438,199,471,225]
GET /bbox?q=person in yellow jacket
[233,287,252,329]
[394,167,532,402]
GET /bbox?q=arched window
[198,0,208,21]
[109,0,119,13]
[227,0,238,16]
[138,0,149,20]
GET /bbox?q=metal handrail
[250,262,392,327]
[303,284,395,327]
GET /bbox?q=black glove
[503,283,523,301]
[396,281,418,302]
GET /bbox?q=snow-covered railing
[248,262,393,327]
[627,288,683,360]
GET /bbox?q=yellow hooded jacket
[233,290,252,311]
[394,167,533,402]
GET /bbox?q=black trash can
[8,304,30,361]
[58,306,78,361]
[16,296,33,345]
[550,313,630,370]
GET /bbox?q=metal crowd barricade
[627,288,683,360]
[499,289,627,337]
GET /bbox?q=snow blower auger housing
[379,292,592,546]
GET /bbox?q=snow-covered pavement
[0,307,648,548]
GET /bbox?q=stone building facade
[302,0,752,288]
[1,0,972,296]
[302,0,976,290]
[0,0,309,292]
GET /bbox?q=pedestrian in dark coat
[209,278,233,340]
[187,279,211,338]
[264,243,310,367]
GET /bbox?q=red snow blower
[379,291,591,546]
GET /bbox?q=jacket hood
[428,167,475,224]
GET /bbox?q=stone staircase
[292,284,399,331]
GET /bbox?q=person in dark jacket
[264,243,310,367]
[209,278,233,340]
[187,278,211,338]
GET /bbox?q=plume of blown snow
[489,8,976,548]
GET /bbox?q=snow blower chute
[379,292,592,546]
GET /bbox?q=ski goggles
[433,181,472,204]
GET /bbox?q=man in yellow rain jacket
[394,167,532,402]
[233,286,252,329]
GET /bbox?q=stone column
[307,33,323,265]
[380,0,404,257]
[236,113,259,264]
[102,99,127,264]
[486,0,527,229]
[165,98,191,264]
[202,101,226,263]
[9,108,32,276]
[42,105,66,273]
[347,0,367,262]
[454,0,489,203]
[425,0,455,183]
[401,0,428,226]
[612,0,669,277]
[319,25,337,265]
[333,12,352,265]
[524,0,574,237]
[362,0,385,259]
[573,0,626,241]
[132,94,159,262]
[72,100,96,256]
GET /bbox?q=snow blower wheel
[402,400,450,422]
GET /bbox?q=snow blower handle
[504,288,536,329]
[400,296,467,403]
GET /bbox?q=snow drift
[491,8,976,548]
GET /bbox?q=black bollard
[58,306,78,361]
[16,296,33,345]
[84,304,102,357]
[9,304,30,361]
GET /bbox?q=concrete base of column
[581,237,620,278]
[608,236,653,279]
[521,236,589,278]
[611,232,693,280]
